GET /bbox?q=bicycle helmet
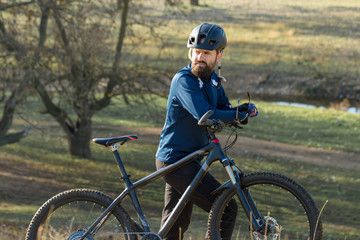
[187,23,227,52]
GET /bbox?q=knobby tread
[208,171,322,240]
[26,188,137,240]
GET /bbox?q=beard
[191,60,216,79]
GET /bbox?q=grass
[1,0,360,238]
[239,101,360,153]
[94,96,360,153]
[144,0,360,82]
[1,95,360,239]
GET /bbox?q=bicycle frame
[81,136,265,239]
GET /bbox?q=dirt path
[3,125,357,200]
[119,126,360,171]
[219,135,360,170]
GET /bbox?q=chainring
[141,232,162,240]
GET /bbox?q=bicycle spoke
[26,189,136,240]
[208,172,322,240]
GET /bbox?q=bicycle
[26,110,322,240]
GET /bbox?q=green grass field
[1,95,359,239]
[141,0,360,96]
[3,0,359,99]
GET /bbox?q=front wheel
[208,172,322,240]
[26,188,137,240]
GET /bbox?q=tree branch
[0,19,22,53]
[90,0,129,112]
[0,128,32,147]
[52,5,80,80]
[30,3,75,135]
[32,76,75,134]
[113,0,129,71]
[0,0,35,11]
[38,4,50,48]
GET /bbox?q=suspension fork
[241,187,265,231]
[221,158,264,232]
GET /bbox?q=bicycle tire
[26,188,137,240]
[208,172,322,240]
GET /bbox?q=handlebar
[198,110,243,131]
[198,93,252,129]
[198,110,242,152]
[198,110,216,126]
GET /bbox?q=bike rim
[36,198,130,240]
[218,183,316,240]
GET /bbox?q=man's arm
[216,86,233,110]
[175,75,236,122]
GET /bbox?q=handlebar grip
[198,110,215,126]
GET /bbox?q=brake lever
[229,121,243,130]
[213,119,225,131]
[235,97,241,121]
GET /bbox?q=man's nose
[196,53,204,61]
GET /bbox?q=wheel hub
[253,216,280,240]
[67,230,94,240]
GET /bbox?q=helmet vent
[199,34,207,44]
[209,39,217,45]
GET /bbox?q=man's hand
[237,103,249,112]
[235,111,248,125]
[237,102,258,117]
[235,102,258,125]
[248,102,258,117]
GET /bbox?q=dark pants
[156,159,237,240]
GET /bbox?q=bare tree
[1,0,172,157]
[0,82,31,146]
[0,6,33,146]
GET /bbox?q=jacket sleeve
[216,86,233,110]
[174,75,236,122]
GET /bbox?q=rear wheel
[208,172,322,240]
[26,188,137,240]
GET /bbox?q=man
[155,23,258,239]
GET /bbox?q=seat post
[111,144,132,188]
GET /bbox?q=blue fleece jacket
[155,64,238,164]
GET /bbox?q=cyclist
[155,23,258,239]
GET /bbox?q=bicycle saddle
[93,135,138,147]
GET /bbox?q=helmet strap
[217,57,227,85]
[188,49,193,61]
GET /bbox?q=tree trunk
[0,88,19,137]
[68,115,92,158]
[190,0,199,6]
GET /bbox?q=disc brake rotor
[252,216,280,240]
